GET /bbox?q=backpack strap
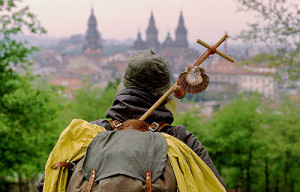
[84,169,96,192]
[51,162,75,171]
[108,119,169,132]
[121,119,150,132]
[153,122,169,132]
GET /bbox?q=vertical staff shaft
[139,84,177,121]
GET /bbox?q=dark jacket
[36,87,227,191]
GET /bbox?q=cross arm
[196,38,234,63]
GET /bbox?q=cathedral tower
[146,12,160,52]
[175,11,188,48]
[85,8,102,50]
[162,32,174,50]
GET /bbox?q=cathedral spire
[149,11,155,26]
[178,11,184,26]
[175,11,188,48]
[146,11,160,52]
[162,31,174,50]
[85,8,102,50]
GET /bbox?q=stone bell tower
[85,8,102,50]
[146,12,160,52]
[175,11,188,48]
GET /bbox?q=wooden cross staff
[139,34,234,122]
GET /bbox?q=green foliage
[0,76,67,189]
[174,110,205,135]
[260,97,300,191]
[205,95,262,191]
[235,0,300,80]
[183,91,238,102]
[176,94,300,191]
[65,80,119,122]
[0,0,55,189]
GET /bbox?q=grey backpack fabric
[66,158,177,192]
[82,129,168,183]
[66,129,177,192]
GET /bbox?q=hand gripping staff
[139,34,234,122]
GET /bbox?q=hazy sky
[23,0,259,44]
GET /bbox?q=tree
[205,94,264,192]
[180,93,300,191]
[0,0,46,97]
[235,0,300,81]
[0,78,66,189]
[0,0,63,190]
[260,97,300,192]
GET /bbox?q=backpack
[65,119,177,192]
[46,119,226,192]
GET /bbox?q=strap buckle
[69,162,76,171]
[149,122,159,132]
[113,120,122,128]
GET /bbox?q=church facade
[133,11,200,75]
[133,11,189,53]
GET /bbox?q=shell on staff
[177,66,209,94]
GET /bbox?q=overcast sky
[23,0,260,44]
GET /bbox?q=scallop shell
[177,66,209,94]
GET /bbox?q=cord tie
[207,46,216,58]
[174,80,185,98]
[193,45,216,65]
[211,46,216,54]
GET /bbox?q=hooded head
[119,50,173,98]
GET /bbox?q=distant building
[146,12,160,52]
[174,11,188,49]
[205,61,278,100]
[133,11,189,52]
[99,52,130,87]
[161,32,174,50]
[44,8,106,86]
[51,78,84,98]
[238,64,277,99]
[133,31,148,50]
[84,8,102,51]
[205,61,242,94]
[132,11,199,75]
[34,7,291,101]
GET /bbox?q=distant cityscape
[17,8,300,110]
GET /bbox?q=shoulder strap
[84,169,96,192]
[156,122,169,132]
[108,119,169,132]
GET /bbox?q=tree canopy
[175,94,300,192]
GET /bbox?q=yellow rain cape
[43,119,106,192]
[43,119,225,192]
[162,133,226,192]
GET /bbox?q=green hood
[122,50,173,98]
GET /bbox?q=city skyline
[23,0,259,44]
